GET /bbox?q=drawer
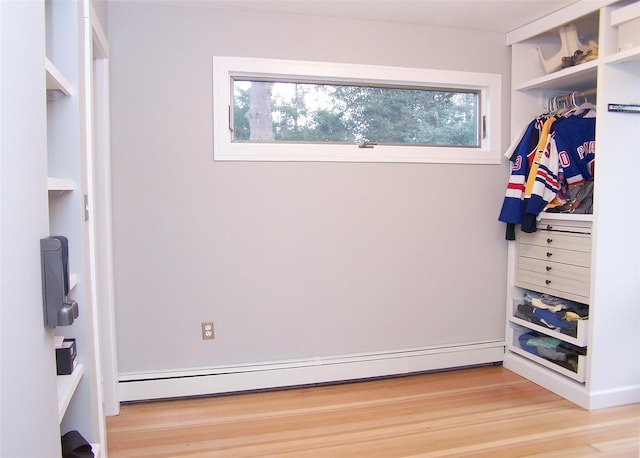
[509,300,589,346]
[518,257,591,282]
[518,230,591,252]
[507,325,587,383]
[517,266,590,300]
[537,220,591,235]
[518,244,591,267]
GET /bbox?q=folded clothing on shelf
[518,331,587,373]
[515,291,588,337]
[515,303,578,337]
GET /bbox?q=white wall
[0,1,62,456]
[108,3,511,379]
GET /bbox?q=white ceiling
[128,0,579,33]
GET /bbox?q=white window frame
[213,56,501,164]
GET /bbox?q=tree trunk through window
[246,82,274,141]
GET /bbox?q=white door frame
[84,1,120,417]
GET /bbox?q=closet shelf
[510,315,589,347]
[507,344,587,383]
[515,59,598,92]
[57,363,84,423]
[509,309,589,347]
[47,177,75,193]
[603,45,640,65]
[45,58,73,97]
[537,212,593,222]
[507,327,586,383]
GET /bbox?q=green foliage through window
[232,80,480,147]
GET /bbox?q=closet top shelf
[517,45,640,93]
[515,59,598,93]
[506,1,615,45]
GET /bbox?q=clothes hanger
[564,92,597,117]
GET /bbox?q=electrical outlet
[201,321,215,340]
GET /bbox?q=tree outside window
[233,80,480,148]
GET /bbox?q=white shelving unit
[45,0,106,455]
[503,0,640,410]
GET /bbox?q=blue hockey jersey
[498,118,543,224]
[525,113,596,218]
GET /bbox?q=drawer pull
[546,252,553,257]
[545,279,552,285]
[547,238,553,244]
[546,266,552,271]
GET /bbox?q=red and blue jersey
[525,113,596,217]
[498,118,543,224]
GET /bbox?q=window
[213,57,501,164]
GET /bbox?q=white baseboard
[589,385,640,410]
[503,352,640,410]
[118,340,505,402]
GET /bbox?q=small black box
[56,338,77,375]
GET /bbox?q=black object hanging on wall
[40,236,78,327]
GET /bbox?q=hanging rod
[547,88,596,112]
[550,87,597,101]
[574,87,597,98]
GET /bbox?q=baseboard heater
[118,340,505,402]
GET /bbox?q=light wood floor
[106,365,640,457]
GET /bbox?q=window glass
[232,80,480,148]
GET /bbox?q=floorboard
[106,366,640,457]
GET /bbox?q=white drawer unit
[515,221,591,303]
[507,218,591,387]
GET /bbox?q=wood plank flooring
[106,365,640,457]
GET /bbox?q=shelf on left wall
[45,57,73,96]
[57,363,84,423]
[47,177,75,193]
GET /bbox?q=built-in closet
[503,0,640,410]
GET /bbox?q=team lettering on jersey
[576,141,596,159]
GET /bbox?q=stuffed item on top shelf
[536,23,597,74]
